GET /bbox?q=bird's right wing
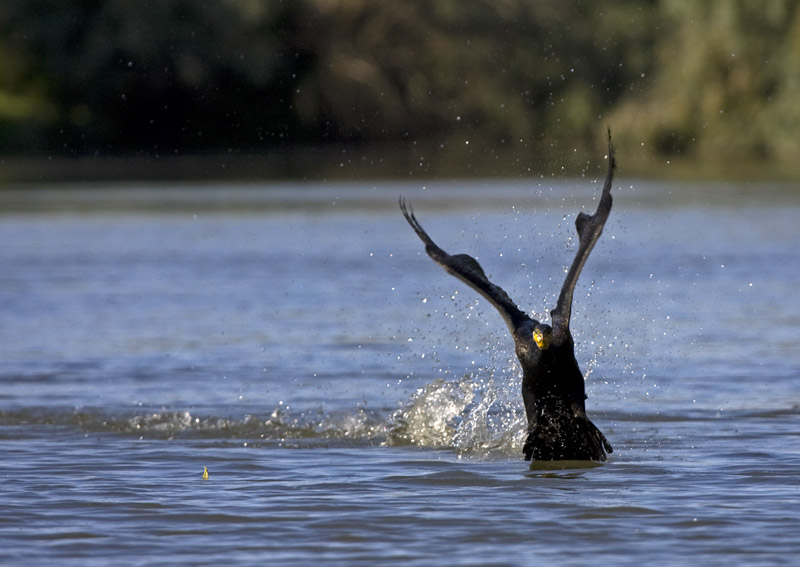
[400,198,532,334]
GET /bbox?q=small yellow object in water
[202,466,209,480]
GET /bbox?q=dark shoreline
[2,142,800,185]
[0,139,605,184]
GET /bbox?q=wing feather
[400,198,531,333]
[551,131,616,340]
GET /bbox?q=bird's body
[400,133,616,462]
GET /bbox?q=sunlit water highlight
[1,180,799,566]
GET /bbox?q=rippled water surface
[1,180,799,566]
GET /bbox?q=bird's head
[533,324,553,351]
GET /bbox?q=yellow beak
[533,329,551,350]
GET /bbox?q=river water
[1,179,798,566]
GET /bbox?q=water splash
[386,366,527,459]
[0,367,528,459]
[387,376,477,448]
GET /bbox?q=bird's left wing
[551,131,616,340]
[400,198,531,334]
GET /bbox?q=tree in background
[0,0,653,157]
[609,0,800,164]
[0,0,314,154]
[0,0,797,173]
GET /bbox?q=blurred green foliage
[0,0,798,175]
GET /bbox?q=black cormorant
[400,134,616,462]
